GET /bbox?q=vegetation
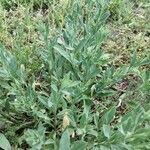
[0,0,149,149]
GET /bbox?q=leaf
[54,45,72,63]
[0,68,9,79]
[0,133,11,150]
[140,58,150,66]
[130,50,137,67]
[71,141,87,150]
[61,73,80,89]
[24,123,46,149]
[38,95,48,108]
[102,106,116,125]
[59,129,70,150]
[103,124,111,139]
[100,145,110,150]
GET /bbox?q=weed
[0,0,149,149]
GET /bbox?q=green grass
[0,0,150,149]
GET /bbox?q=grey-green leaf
[71,141,87,150]
[54,45,72,63]
[102,124,111,139]
[102,106,116,125]
[0,133,11,150]
[59,129,70,150]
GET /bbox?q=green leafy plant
[0,0,149,149]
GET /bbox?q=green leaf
[24,123,46,149]
[99,145,110,150]
[54,45,72,63]
[103,124,111,139]
[140,58,150,66]
[38,95,49,108]
[0,133,11,150]
[102,106,116,125]
[59,129,70,150]
[71,141,87,150]
[130,50,137,67]
[61,73,80,89]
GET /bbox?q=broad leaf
[0,133,11,150]
[71,141,87,150]
[103,124,111,139]
[102,106,116,125]
[59,129,70,150]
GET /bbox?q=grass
[0,0,149,149]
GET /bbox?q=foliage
[0,133,11,150]
[0,0,149,149]
[108,0,133,23]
